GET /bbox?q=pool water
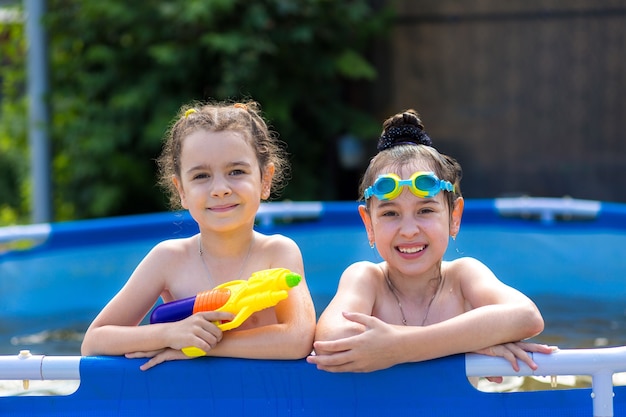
[1,315,87,355]
[2,294,625,356]
[532,295,626,348]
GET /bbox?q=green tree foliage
[0,0,391,223]
[0,8,28,225]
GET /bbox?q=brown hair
[359,109,462,212]
[156,100,290,209]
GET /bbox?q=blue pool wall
[1,198,625,319]
[3,354,626,417]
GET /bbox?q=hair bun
[377,125,432,152]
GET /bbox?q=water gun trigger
[217,306,252,331]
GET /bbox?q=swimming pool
[1,198,626,416]
[1,198,625,354]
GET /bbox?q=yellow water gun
[149,268,301,357]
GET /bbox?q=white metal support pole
[592,370,614,417]
[466,346,626,417]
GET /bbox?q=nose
[210,175,232,198]
[399,216,420,238]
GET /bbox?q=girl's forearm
[398,304,544,363]
[81,324,170,356]
[207,322,314,359]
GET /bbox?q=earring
[450,235,456,241]
[369,241,375,249]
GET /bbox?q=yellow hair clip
[184,109,197,118]
[233,103,247,110]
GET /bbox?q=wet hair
[359,109,463,212]
[156,100,290,209]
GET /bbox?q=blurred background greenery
[0,0,392,224]
[3,1,626,226]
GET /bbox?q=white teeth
[399,246,425,254]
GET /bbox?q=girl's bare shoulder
[256,232,300,251]
[444,256,492,274]
[120,236,198,299]
[255,233,304,265]
[138,236,196,272]
[340,260,385,287]
[251,232,304,273]
[150,235,195,255]
[443,256,500,291]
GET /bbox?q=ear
[261,163,275,200]
[449,197,464,238]
[172,175,188,209]
[358,204,375,246]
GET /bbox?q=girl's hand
[125,311,234,370]
[165,311,234,352]
[307,312,401,373]
[126,348,188,371]
[474,341,557,383]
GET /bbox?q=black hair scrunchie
[377,125,432,152]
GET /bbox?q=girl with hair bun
[308,109,554,377]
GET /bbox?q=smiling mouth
[209,204,237,211]
[398,245,425,254]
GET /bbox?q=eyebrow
[185,164,209,175]
[185,161,252,175]
[376,198,441,209]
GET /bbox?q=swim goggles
[363,171,455,200]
